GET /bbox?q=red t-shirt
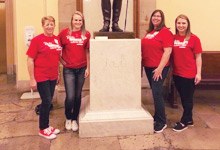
[26,34,62,82]
[59,28,90,68]
[172,34,202,78]
[141,27,173,67]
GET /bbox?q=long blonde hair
[175,14,191,41]
[69,11,86,38]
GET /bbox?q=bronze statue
[99,0,123,32]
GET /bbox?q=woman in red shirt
[172,14,202,132]
[141,10,173,133]
[59,11,90,132]
[27,16,61,140]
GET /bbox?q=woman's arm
[84,48,90,78]
[27,56,37,89]
[153,47,172,81]
[195,53,202,85]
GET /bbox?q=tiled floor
[0,74,220,150]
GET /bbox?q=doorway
[0,2,6,74]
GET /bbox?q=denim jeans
[173,75,195,124]
[63,66,86,120]
[144,66,169,125]
[37,79,57,130]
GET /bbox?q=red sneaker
[49,126,60,134]
[39,127,56,140]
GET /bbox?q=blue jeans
[144,66,169,125]
[173,75,195,124]
[37,79,57,130]
[63,66,86,120]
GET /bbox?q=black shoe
[35,104,41,115]
[35,104,54,115]
[99,26,109,32]
[154,124,167,133]
[112,23,123,32]
[99,22,110,32]
[173,122,188,132]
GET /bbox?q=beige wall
[139,0,156,38]
[156,0,220,51]
[46,0,59,33]
[14,0,59,91]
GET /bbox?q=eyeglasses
[152,15,161,18]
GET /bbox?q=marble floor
[0,74,220,150]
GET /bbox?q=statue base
[79,39,153,138]
[94,32,135,39]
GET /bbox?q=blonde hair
[69,11,86,38]
[41,16,55,26]
[175,14,191,41]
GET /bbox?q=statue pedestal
[94,32,135,39]
[79,39,153,137]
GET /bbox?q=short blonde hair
[41,16,55,26]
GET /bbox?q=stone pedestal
[94,32,135,39]
[79,39,153,137]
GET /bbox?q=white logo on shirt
[66,35,87,45]
[144,31,159,39]
[174,40,188,48]
[44,42,62,50]
[54,39,59,44]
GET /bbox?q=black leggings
[173,75,195,124]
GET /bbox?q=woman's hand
[152,47,172,81]
[153,67,163,81]
[194,73,201,85]
[195,53,202,85]
[56,74,60,85]
[27,57,37,89]
[84,68,89,78]
[60,57,67,65]
[30,78,37,90]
